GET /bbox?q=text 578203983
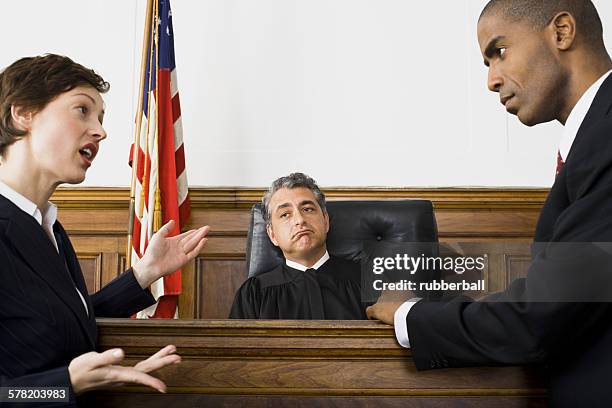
[0,387,69,403]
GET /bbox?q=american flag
[129,0,189,318]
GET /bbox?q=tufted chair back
[246,200,439,278]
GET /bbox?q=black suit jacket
[406,73,612,407]
[0,194,155,406]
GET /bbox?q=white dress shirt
[0,181,89,315]
[559,69,612,161]
[393,69,612,349]
[285,250,330,271]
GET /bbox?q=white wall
[1,0,611,187]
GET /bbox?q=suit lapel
[574,73,612,136]
[1,196,96,348]
[536,73,612,242]
[565,73,612,202]
[54,222,98,335]
[534,170,570,242]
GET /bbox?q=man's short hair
[0,54,110,156]
[262,172,327,225]
[480,0,603,44]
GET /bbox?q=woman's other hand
[68,345,180,394]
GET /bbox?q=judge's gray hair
[262,172,326,225]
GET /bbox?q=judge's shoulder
[238,256,363,291]
[235,262,290,294]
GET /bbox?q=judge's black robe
[229,256,367,319]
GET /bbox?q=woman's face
[27,85,106,185]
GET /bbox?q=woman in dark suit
[0,54,209,404]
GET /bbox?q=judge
[229,172,367,319]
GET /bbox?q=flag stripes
[129,0,189,319]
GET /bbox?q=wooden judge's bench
[53,187,550,407]
[93,319,546,407]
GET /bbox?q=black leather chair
[246,200,439,290]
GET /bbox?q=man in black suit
[367,0,612,406]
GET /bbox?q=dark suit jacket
[0,194,155,406]
[406,73,612,407]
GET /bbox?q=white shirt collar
[0,180,57,229]
[285,250,330,271]
[559,69,612,161]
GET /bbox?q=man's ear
[550,12,576,51]
[323,211,329,234]
[10,105,33,132]
[266,223,279,247]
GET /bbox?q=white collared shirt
[0,181,89,315]
[559,69,612,161]
[285,250,330,271]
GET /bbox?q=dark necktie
[556,150,565,177]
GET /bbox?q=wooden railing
[92,319,547,407]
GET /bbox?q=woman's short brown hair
[0,54,110,156]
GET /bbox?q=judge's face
[266,187,329,266]
[477,14,569,126]
[19,85,106,185]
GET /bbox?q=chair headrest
[246,200,438,278]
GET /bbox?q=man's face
[266,187,329,264]
[477,14,569,126]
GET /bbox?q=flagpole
[153,0,163,233]
[139,0,157,244]
[127,0,155,267]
